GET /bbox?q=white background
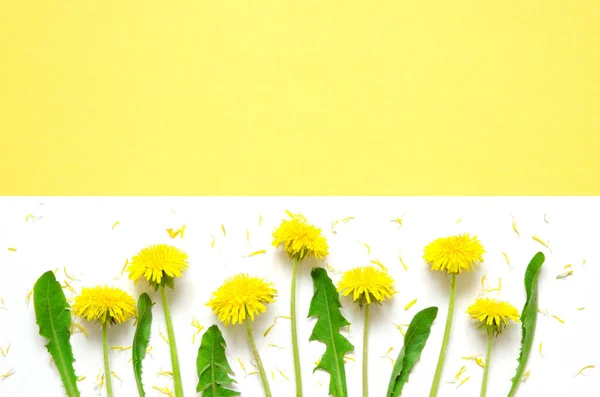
[0,197,598,397]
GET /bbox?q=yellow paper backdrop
[1,2,598,195]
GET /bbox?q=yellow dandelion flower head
[423,234,485,274]
[73,286,136,325]
[129,244,188,287]
[207,274,277,326]
[272,212,329,261]
[467,298,520,336]
[337,266,397,306]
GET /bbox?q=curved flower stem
[244,319,272,397]
[102,323,114,397]
[428,273,457,397]
[480,333,493,397]
[290,257,303,397]
[160,286,184,397]
[362,304,371,397]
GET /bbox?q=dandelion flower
[424,234,485,274]
[207,274,277,326]
[73,286,136,325]
[207,274,276,396]
[337,266,397,305]
[73,286,136,397]
[129,244,189,397]
[272,214,329,261]
[467,298,520,397]
[425,234,485,397]
[128,244,188,286]
[468,298,520,336]
[338,266,396,396]
[272,211,328,395]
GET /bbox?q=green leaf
[33,271,81,397]
[507,252,545,397]
[196,324,240,397]
[308,267,354,397]
[386,306,438,397]
[132,293,153,397]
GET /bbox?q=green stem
[290,257,303,397]
[102,323,114,397]
[363,304,371,397]
[428,273,456,397]
[244,320,272,397]
[160,286,184,397]
[480,333,493,397]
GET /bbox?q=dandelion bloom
[424,234,485,274]
[207,274,277,326]
[272,214,328,261]
[338,266,396,305]
[73,286,136,325]
[468,298,520,335]
[128,244,188,286]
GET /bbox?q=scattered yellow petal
[382,356,395,367]
[511,214,520,237]
[247,250,267,257]
[343,355,355,362]
[391,214,406,228]
[246,229,251,245]
[331,220,339,235]
[325,263,341,274]
[110,345,131,351]
[160,332,169,344]
[7,248,16,252]
[238,358,247,376]
[259,214,263,227]
[120,259,129,276]
[521,370,531,383]
[532,236,551,252]
[552,314,565,324]
[556,270,574,280]
[502,252,513,269]
[370,258,387,272]
[398,255,408,271]
[111,221,120,230]
[210,235,216,248]
[70,322,89,337]
[583,259,587,265]
[474,357,485,368]
[359,241,371,255]
[574,365,595,377]
[383,347,394,356]
[1,368,15,380]
[577,307,585,311]
[268,343,284,349]
[166,225,186,239]
[342,216,356,224]
[26,289,33,306]
[539,342,545,358]
[157,370,173,378]
[76,376,86,382]
[457,376,470,389]
[221,224,226,236]
[152,385,175,397]
[454,366,467,381]
[111,371,122,381]
[0,344,10,357]
[277,369,290,381]
[456,218,462,224]
[404,299,417,311]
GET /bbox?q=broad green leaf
[33,271,81,397]
[507,252,545,397]
[132,293,153,397]
[196,324,240,397]
[308,267,354,397]
[386,306,438,397]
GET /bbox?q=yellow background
[1,1,598,195]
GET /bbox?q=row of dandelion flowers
[32,211,529,397]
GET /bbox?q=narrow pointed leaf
[386,306,438,397]
[132,293,153,397]
[196,324,240,397]
[33,271,81,397]
[308,267,354,397]
[507,252,545,397]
